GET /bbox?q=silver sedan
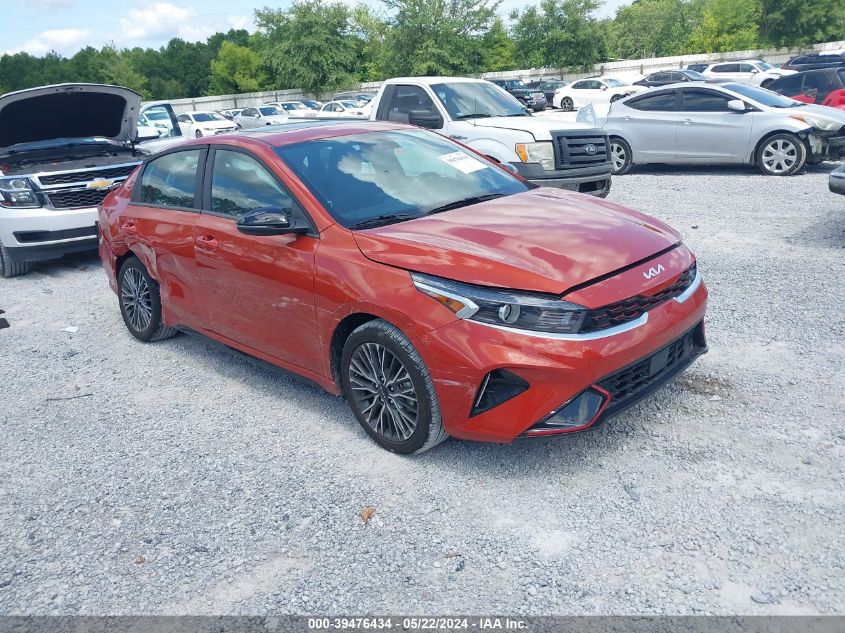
[601,82,845,176]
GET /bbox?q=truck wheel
[0,242,32,278]
[560,97,574,111]
[757,133,806,176]
[610,137,633,175]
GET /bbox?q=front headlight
[0,176,40,209]
[412,273,587,335]
[515,141,555,170]
[790,113,843,132]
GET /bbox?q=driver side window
[210,150,293,218]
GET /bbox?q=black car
[781,52,845,72]
[767,68,845,107]
[686,63,712,73]
[635,69,709,88]
[533,80,570,103]
[490,79,547,112]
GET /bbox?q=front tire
[757,133,806,176]
[560,97,574,111]
[610,137,633,175]
[117,257,177,342]
[0,242,32,278]
[341,320,446,454]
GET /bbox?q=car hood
[353,188,683,295]
[469,116,591,139]
[0,83,142,152]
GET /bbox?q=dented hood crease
[353,189,683,295]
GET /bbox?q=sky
[2,0,632,58]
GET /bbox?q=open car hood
[0,83,142,151]
[353,188,684,296]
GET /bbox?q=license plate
[648,347,671,377]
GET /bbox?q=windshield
[755,61,773,70]
[193,112,225,122]
[604,78,627,87]
[275,129,529,228]
[341,101,360,108]
[432,81,527,119]
[282,102,307,110]
[259,107,282,116]
[724,83,801,107]
[684,70,708,81]
[145,110,170,121]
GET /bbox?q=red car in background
[99,121,707,454]
[767,69,845,110]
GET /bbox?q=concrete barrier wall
[148,40,845,112]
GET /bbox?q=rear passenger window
[138,150,201,209]
[681,89,732,111]
[210,149,293,217]
[627,91,677,111]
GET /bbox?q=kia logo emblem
[585,144,597,155]
[643,264,665,280]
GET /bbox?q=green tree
[257,1,359,97]
[510,6,547,68]
[209,41,267,94]
[690,0,760,52]
[350,4,390,81]
[99,46,148,97]
[759,0,845,47]
[381,0,500,76]
[609,0,703,59]
[541,0,606,71]
[482,17,516,71]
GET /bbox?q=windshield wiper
[427,193,508,215]
[349,213,421,230]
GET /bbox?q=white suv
[0,84,157,277]
[703,59,795,88]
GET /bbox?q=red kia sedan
[99,121,707,454]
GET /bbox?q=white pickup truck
[364,77,612,196]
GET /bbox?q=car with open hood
[0,83,157,277]
[98,120,707,454]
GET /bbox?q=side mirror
[751,68,760,73]
[408,109,444,129]
[727,99,746,112]
[600,85,608,91]
[236,207,309,236]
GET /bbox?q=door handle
[450,135,468,140]
[195,235,219,251]
[122,221,137,236]
[682,118,693,125]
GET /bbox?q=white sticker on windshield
[438,151,487,174]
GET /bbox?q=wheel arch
[329,312,381,388]
[750,129,811,164]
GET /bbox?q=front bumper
[830,164,845,195]
[510,161,612,197]
[0,205,99,263]
[415,274,708,443]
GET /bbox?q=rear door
[193,146,322,369]
[676,88,752,162]
[618,90,680,161]
[124,147,206,330]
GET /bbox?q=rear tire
[0,242,32,278]
[610,137,633,175]
[560,97,574,111]
[341,319,447,454]
[756,132,806,176]
[117,257,178,342]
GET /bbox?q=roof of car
[175,120,411,149]
[384,76,490,85]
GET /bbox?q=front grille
[46,189,110,209]
[580,262,697,334]
[598,322,705,406]
[38,164,137,186]
[554,133,609,169]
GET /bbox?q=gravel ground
[1,164,843,616]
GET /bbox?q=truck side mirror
[408,109,443,129]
